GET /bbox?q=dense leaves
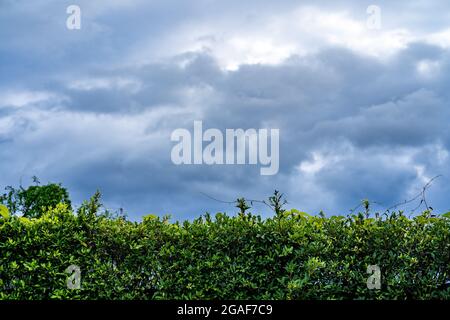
[0,178,71,218]
[0,203,449,300]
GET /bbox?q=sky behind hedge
[1,0,450,219]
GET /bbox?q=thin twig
[199,192,276,212]
[385,175,442,213]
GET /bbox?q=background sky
[1,0,450,220]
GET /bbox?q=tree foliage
[0,178,71,218]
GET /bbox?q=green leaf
[0,204,10,219]
[143,214,158,221]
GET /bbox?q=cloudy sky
[1,0,450,220]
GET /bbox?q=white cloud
[68,77,142,93]
[425,28,450,48]
[416,59,440,78]
[132,6,416,70]
[298,152,336,175]
[0,90,62,108]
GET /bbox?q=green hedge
[0,204,449,300]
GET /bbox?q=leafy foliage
[0,205,9,219]
[0,198,449,300]
[0,178,71,218]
